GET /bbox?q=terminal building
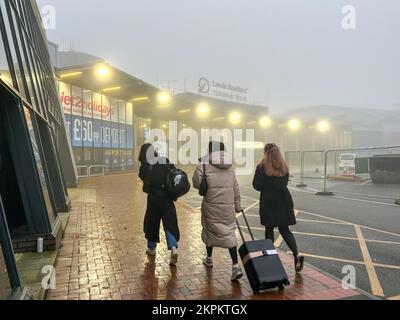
[0,0,76,299]
[49,45,400,178]
[48,45,272,177]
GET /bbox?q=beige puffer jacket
[192,151,241,249]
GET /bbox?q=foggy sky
[37,0,400,114]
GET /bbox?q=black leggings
[265,226,299,257]
[206,247,239,265]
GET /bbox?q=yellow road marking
[355,226,384,297]
[298,252,400,271]
[247,226,400,246]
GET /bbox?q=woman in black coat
[253,143,304,273]
[139,143,180,265]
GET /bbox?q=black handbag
[199,163,208,197]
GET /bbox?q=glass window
[119,101,127,169]
[102,95,111,169]
[92,92,102,149]
[92,92,102,120]
[82,90,93,148]
[0,0,27,99]
[0,28,13,86]
[23,106,56,224]
[82,89,92,119]
[58,81,71,140]
[71,86,82,117]
[71,86,82,148]
[110,98,119,170]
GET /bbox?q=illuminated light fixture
[213,117,225,122]
[157,92,172,106]
[102,86,121,92]
[196,103,210,118]
[287,118,301,132]
[259,116,273,128]
[60,71,82,79]
[178,109,191,114]
[132,97,149,103]
[317,120,331,133]
[229,111,242,125]
[96,65,110,77]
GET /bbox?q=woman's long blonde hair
[261,143,289,177]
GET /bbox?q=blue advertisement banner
[64,115,134,150]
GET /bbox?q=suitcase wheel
[278,284,285,291]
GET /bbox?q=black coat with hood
[138,146,180,244]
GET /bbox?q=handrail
[76,166,88,178]
[88,165,106,177]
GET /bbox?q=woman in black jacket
[253,143,304,273]
[139,143,180,265]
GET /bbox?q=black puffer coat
[252,165,296,228]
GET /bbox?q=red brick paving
[46,173,364,300]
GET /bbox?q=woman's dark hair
[209,141,225,154]
[138,143,157,163]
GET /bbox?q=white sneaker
[202,256,213,268]
[146,248,156,256]
[170,247,179,265]
[231,264,243,281]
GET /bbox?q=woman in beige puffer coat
[192,142,243,281]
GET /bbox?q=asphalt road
[181,174,400,300]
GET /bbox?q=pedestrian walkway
[46,173,371,300]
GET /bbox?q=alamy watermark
[41,265,56,290]
[342,5,357,30]
[41,5,56,31]
[342,265,356,290]
[144,122,257,176]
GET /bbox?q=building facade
[0,0,75,299]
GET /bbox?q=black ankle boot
[295,255,304,273]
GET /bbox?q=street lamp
[317,120,331,133]
[259,116,272,129]
[196,103,210,118]
[288,119,301,132]
[229,111,242,125]
[96,65,110,78]
[157,92,172,106]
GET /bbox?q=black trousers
[144,192,180,244]
[265,226,299,257]
[206,246,238,265]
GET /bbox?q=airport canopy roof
[56,64,271,126]
[56,62,160,103]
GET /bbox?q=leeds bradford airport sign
[198,77,248,103]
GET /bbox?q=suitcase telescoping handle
[236,209,255,242]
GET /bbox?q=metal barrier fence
[286,146,400,205]
[76,166,89,178]
[76,165,106,178]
